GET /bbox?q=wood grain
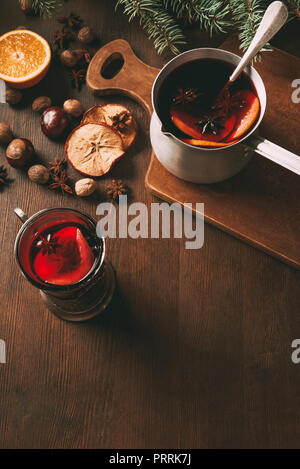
[0,0,299,450]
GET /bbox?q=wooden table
[0,0,299,449]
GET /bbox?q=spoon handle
[229,1,288,83]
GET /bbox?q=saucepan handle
[247,135,300,175]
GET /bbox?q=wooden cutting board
[87,37,300,270]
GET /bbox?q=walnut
[75,178,96,197]
[28,165,50,184]
[5,88,22,105]
[32,96,52,113]
[0,122,13,144]
[60,49,79,68]
[63,99,84,118]
[78,26,94,44]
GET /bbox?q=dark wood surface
[0,0,299,449]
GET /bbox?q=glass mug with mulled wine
[159,58,260,149]
[14,208,115,322]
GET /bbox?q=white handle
[247,135,300,175]
[230,1,288,82]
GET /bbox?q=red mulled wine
[158,58,260,147]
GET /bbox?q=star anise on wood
[0,166,9,188]
[110,111,131,131]
[49,169,73,195]
[52,28,74,49]
[36,234,60,256]
[106,179,128,201]
[173,88,203,105]
[49,158,66,175]
[70,68,86,90]
[197,115,225,135]
[57,13,83,30]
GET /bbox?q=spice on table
[49,157,66,175]
[78,26,94,44]
[52,28,74,50]
[5,88,22,105]
[75,178,96,197]
[49,169,73,195]
[32,96,52,113]
[70,68,86,90]
[63,99,84,118]
[0,165,9,187]
[0,122,13,144]
[57,13,83,30]
[106,179,128,201]
[28,164,50,184]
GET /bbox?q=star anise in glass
[110,111,131,131]
[52,28,74,49]
[173,88,203,105]
[197,115,225,135]
[70,68,86,90]
[106,179,128,201]
[49,169,73,195]
[36,234,60,256]
[57,13,83,30]
[0,166,9,188]
[49,158,66,176]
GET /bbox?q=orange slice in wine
[170,106,236,142]
[0,29,51,88]
[181,138,239,148]
[227,89,260,141]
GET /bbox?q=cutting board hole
[101,53,124,79]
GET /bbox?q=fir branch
[30,0,62,17]
[116,0,186,54]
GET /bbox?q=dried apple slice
[65,122,124,177]
[82,104,138,151]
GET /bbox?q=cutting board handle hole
[101,53,124,80]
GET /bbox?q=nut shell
[0,122,13,144]
[78,26,94,44]
[28,164,50,184]
[32,96,52,113]
[75,178,96,197]
[5,88,22,105]
[6,138,34,168]
[63,99,84,118]
[60,49,79,68]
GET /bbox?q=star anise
[110,111,131,131]
[197,115,225,135]
[52,28,74,49]
[49,169,73,195]
[49,158,66,176]
[57,13,83,30]
[36,234,60,256]
[0,166,9,188]
[106,179,128,201]
[71,68,86,90]
[173,88,203,105]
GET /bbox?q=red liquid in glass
[30,222,99,286]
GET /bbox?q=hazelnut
[28,164,50,184]
[0,122,13,144]
[63,99,84,118]
[5,88,22,105]
[32,96,52,113]
[60,49,79,68]
[6,138,34,168]
[75,178,96,197]
[78,26,94,44]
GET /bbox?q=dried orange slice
[65,123,125,177]
[82,104,138,150]
[0,29,51,88]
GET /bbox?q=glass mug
[14,207,115,322]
